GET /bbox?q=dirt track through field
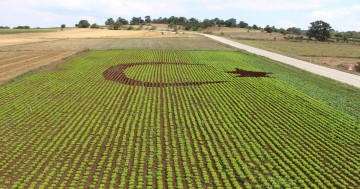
[200,33,360,88]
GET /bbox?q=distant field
[0,28,234,84]
[201,27,360,74]
[0,50,358,188]
[0,29,58,35]
[203,27,286,40]
[0,36,234,84]
[235,39,360,74]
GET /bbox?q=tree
[116,17,128,25]
[286,27,302,35]
[252,24,259,30]
[279,28,287,35]
[145,16,151,24]
[76,20,90,28]
[224,18,237,27]
[130,17,144,25]
[105,18,115,26]
[264,25,273,33]
[238,21,248,28]
[13,26,30,29]
[306,20,332,41]
[218,19,225,26]
[178,17,187,25]
[61,24,66,29]
[202,19,211,28]
[210,18,220,26]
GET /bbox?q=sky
[0,0,359,31]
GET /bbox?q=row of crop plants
[0,50,359,188]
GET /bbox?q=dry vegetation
[236,39,360,74]
[203,26,360,74]
[203,26,286,40]
[0,28,234,84]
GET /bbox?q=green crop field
[0,29,58,35]
[0,50,359,189]
[0,29,57,35]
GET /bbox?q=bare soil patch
[227,68,272,77]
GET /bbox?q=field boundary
[199,33,360,88]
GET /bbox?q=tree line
[0,26,30,29]
[99,16,336,40]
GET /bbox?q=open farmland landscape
[1,1,360,188]
[0,28,232,84]
[0,48,359,188]
[203,27,360,74]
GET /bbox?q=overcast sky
[0,0,359,31]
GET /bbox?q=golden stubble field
[0,28,216,84]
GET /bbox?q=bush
[90,23,100,29]
[356,62,360,72]
[136,25,143,30]
[149,26,157,30]
[76,20,90,28]
[127,26,134,30]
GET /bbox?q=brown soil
[103,62,226,87]
[227,68,272,77]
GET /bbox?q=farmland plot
[0,50,359,189]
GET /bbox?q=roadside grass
[0,29,58,35]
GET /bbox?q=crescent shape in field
[103,62,227,87]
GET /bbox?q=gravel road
[200,33,360,88]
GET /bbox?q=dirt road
[200,33,360,88]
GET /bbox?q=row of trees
[264,21,332,41]
[0,26,31,29]
[103,16,258,31]
[75,16,336,41]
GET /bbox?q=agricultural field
[201,27,360,74]
[0,50,359,188]
[202,27,286,40]
[0,29,57,35]
[0,29,233,84]
[235,39,360,75]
